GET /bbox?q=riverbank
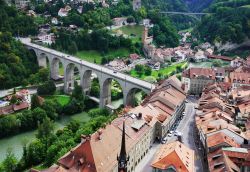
[0,111,90,162]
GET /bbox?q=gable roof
[151,141,194,172]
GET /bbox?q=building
[231,57,244,68]
[51,17,58,25]
[229,72,250,88]
[33,76,186,172]
[112,17,127,27]
[182,68,216,95]
[151,141,195,172]
[132,0,141,11]
[15,0,30,9]
[37,33,55,45]
[195,83,250,172]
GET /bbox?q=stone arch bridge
[20,38,155,108]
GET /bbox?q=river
[0,92,143,162]
[0,112,90,162]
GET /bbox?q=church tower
[117,121,129,172]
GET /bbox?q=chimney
[138,113,142,119]
[81,135,87,143]
[97,129,102,140]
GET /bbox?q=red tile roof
[151,141,194,172]
[182,68,215,79]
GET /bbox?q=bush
[37,80,56,95]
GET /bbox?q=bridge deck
[19,38,155,91]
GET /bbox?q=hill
[184,0,214,12]
[0,0,39,89]
[193,0,250,45]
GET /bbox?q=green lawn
[113,25,143,43]
[130,62,187,81]
[76,48,130,64]
[43,95,70,106]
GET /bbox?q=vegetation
[130,62,187,81]
[0,33,39,89]
[43,95,70,106]
[194,0,250,44]
[76,48,130,64]
[0,107,115,171]
[37,80,56,95]
[0,0,37,36]
[112,25,144,43]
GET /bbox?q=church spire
[117,120,129,172]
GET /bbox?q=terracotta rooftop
[207,132,240,150]
[182,67,215,79]
[151,141,194,172]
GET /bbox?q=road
[135,97,204,172]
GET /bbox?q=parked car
[161,137,167,144]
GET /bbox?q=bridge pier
[81,70,92,95]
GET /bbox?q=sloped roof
[151,141,194,172]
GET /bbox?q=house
[195,83,250,172]
[133,0,141,11]
[129,53,140,61]
[37,33,55,45]
[142,19,151,27]
[15,0,29,9]
[51,17,58,25]
[231,57,244,68]
[112,17,127,26]
[182,68,216,95]
[151,141,195,172]
[58,6,71,17]
[229,71,250,88]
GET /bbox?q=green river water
[0,92,142,162]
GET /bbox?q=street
[135,97,204,172]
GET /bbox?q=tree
[68,41,78,55]
[144,66,152,76]
[212,59,223,67]
[127,16,135,23]
[31,94,41,110]
[10,95,18,104]
[37,117,54,140]
[2,148,18,172]
[32,107,47,124]
[135,64,144,76]
[37,80,56,95]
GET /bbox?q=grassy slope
[130,62,187,80]
[112,25,143,43]
[76,48,130,64]
[43,95,70,106]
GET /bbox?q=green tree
[10,95,18,104]
[135,64,144,76]
[144,66,152,76]
[31,94,41,110]
[2,148,18,172]
[212,59,223,67]
[68,41,78,55]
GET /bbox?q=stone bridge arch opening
[82,70,100,99]
[64,63,80,93]
[126,88,148,107]
[101,78,124,109]
[51,57,64,81]
[38,53,50,68]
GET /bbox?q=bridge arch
[100,77,125,108]
[50,57,64,81]
[125,87,148,107]
[64,63,80,93]
[38,52,50,68]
